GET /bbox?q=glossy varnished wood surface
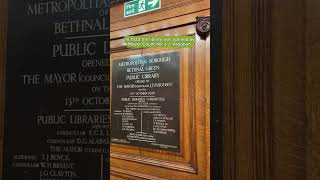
[109,28,210,180]
[110,0,210,178]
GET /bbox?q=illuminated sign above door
[124,0,161,17]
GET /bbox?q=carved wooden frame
[109,30,199,174]
[109,2,210,177]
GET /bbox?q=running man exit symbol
[124,0,161,18]
[138,0,145,12]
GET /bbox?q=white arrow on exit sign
[124,0,161,18]
[148,0,158,7]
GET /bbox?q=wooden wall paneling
[110,0,209,31]
[306,0,320,179]
[272,0,307,179]
[109,35,210,179]
[110,167,167,180]
[233,0,254,178]
[193,32,210,180]
[222,0,236,178]
[223,0,273,179]
[205,34,210,180]
[251,0,273,179]
[110,4,210,175]
[223,0,254,179]
[110,48,197,173]
[306,41,320,180]
[223,0,309,179]
[0,0,7,178]
[110,10,210,40]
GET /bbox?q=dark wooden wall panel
[222,0,254,178]
[272,0,306,179]
[306,44,320,180]
[306,0,320,179]
[222,0,236,178]
[224,0,308,179]
[223,0,273,179]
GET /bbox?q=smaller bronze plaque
[111,51,180,152]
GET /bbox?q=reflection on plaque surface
[111,51,180,152]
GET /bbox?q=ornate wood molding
[110,152,196,173]
[110,43,199,177]
[111,167,168,180]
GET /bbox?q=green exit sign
[124,0,161,18]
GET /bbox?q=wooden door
[222,0,308,179]
[109,0,210,179]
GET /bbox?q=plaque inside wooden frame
[110,46,197,173]
[111,50,181,152]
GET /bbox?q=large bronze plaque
[111,51,180,152]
